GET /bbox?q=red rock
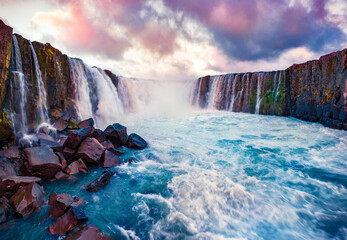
[47,208,77,235]
[104,123,128,146]
[53,118,67,131]
[78,118,94,129]
[85,170,115,192]
[65,159,89,174]
[101,140,114,149]
[65,224,113,240]
[63,147,76,163]
[102,150,120,168]
[48,193,73,217]
[10,182,45,218]
[55,171,78,181]
[0,146,20,159]
[24,146,62,179]
[55,151,68,169]
[92,129,106,143]
[75,138,104,165]
[0,176,41,198]
[63,126,94,149]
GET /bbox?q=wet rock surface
[76,138,104,165]
[104,123,128,146]
[23,146,62,179]
[127,133,148,149]
[10,182,45,218]
[85,169,115,192]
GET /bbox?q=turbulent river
[2,111,347,240]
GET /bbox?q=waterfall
[29,42,49,123]
[229,74,238,111]
[255,73,263,114]
[69,58,125,129]
[10,35,28,133]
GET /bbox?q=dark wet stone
[104,123,128,146]
[78,118,94,129]
[75,138,104,165]
[102,150,121,168]
[92,129,106,143]
[63,126,94,149]
[10,182,45,218]
[23,146,62,179]
[85,169,115,192]
[0,176,41,198]
[127,133,147,149]
[65,224,113,240]
[65,159,89,174]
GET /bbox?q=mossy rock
[0,111,14,146]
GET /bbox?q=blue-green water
[1,111,347,240]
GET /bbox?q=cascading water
[29,42,49,123]
[255,73,263,114]
[10,35,28,133]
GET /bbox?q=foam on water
[1,111,346,240]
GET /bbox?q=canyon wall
[191,49,347,130]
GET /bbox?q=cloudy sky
[0,0,346,80]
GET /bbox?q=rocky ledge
[0,116,148,239]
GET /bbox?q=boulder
[48,193,86,218]
[75,138,104,165]
[65,159,89,175]
[0,196,9,223]
[47,207,87,235]
[55,171,78,182]
[104,123,128,146]
[102,150,121,168]
[24,146,62,179]
[63,126,94,149]
[126,133,148,149]
[101,140,114,149]
[0,159,17,177]
[65,225,113,240]
[63,147,76,163]
[85,170,115,192]
[92,129,106,143]
[48,193,73,217]
[38,138,63,152]
[0,176,41,198]
[78,118,94,129]
[55,151,68,169]
[0,146,20,159]
[53,118,67,131]
[10,182,45,218]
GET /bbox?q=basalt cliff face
[191,49,347,130]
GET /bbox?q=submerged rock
[104,123,128,146]
[75,138,104,165]
[85,169,115,192]
[65,224,113,240]
[0,196,9,223]
[102,150,121,168]
[10,182,45,218]
[65,159,89,175]
[127,133,148,149]
[23,146,62,179]
[63,126,94,149]
[0,175,41,198]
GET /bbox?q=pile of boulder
[0,117,148,238]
